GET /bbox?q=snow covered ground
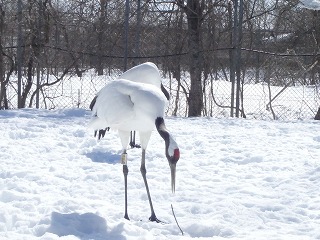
[0,108,320,239]
[300,0,320,10]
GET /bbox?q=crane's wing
[89,79,166,133]
[120,62,161,88]
[89,80,135,130]
[120,62,170,101]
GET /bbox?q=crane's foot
[94,127,110,140]
[129,142,141,149]
[149,214,162,223]
[124,214,130,221]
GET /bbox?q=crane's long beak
[170,163,176,193]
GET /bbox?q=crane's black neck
[155,117,169,148]
[161,84,170,101]
[155,117,179,165]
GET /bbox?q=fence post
[36,0,43,108]
[17,0,23,108]
[133,0,141,66]
[235,0,244,117]
[230,0,238,117]
[230,0,244,118]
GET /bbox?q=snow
[0,108,320,239]
[300,0,320,10]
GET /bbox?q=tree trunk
[0,4,4,108]
[20,55,34,108]
[311,10,320,119]
[186,0,203,116]
[313,10,320,85]
[97,0,106,75]
[315,107,320,120]
[17,0,23,108]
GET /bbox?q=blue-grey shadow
[85,151,120,164]
[46,212,125,240]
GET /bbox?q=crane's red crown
[174,148,180,162]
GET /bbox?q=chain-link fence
[5,49,319,120]
[1,1,320,120]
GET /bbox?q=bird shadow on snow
[85,151,120,164]
[46,212,125,240]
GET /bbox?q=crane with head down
[89,62,179,222]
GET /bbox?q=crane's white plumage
[90,62,171,148]
[119,62,162,88]
[89,62,179,222]
[90,79,167,147]
[118,62,170,102]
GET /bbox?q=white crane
[89,67,179,222]
[90,62,170,147]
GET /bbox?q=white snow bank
[0,109,319,239]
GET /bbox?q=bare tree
[96,0,106,75]
[315,107,320,120]
[175,0,204,116]
[0,3,4,108]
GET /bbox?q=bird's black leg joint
[140,164,146,175]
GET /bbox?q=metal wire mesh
[1,1,319,120]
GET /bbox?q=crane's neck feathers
[155,117,179,163]
[161,84,170,101]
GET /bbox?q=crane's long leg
[129,131,135,148]
[140,149,161,223]
[122,151,130,220]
